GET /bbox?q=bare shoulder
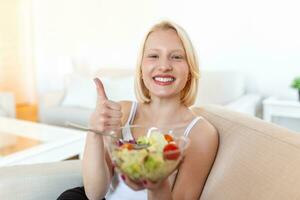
[188,117,219,153]
[118,101,134,125]
[118,100,132,109]
[171,117,219,198]
[194,117,218,137]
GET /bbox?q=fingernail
[143,180,147,185]
[121,174,126,181]
[93,78,100,85]
[93,79,97,86]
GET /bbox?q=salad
[111,131,185,182]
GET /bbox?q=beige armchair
[1,105,300,200]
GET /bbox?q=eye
[171,54,184,60]
[147,54,159,59]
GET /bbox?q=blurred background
[0,0,300,130]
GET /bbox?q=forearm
[148,181,173,200]
[83,132,111,199]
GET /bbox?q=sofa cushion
[192,106,300,200]
[104,76,136,102]
[195,70,245,106]
[61,74,136,109]
[0,160,82,200]
[61,75,98,109]
[39,106,93,127]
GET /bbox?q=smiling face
[141,29,190,100]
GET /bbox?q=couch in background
[38,69,261,127]
[0,92,15,118]
[1,105,300,200]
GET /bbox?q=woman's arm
[171,118,219,199]
[82,131,113,200]
[82,78,130,200]
[146,118,219,200]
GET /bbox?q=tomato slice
[164,134,174,143]
[163,143,180,160]
[121,143,134,150]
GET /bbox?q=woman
[58,20,218,200]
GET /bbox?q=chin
[151,91,180,99]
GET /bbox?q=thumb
[94,77,108,101]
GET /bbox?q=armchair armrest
[0,92,15,117]
[224,93,262,116]
[0,160,82,200]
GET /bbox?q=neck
[143,96,191,127]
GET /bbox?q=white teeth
[154,77,175,82]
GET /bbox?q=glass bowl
[108,125,190,182]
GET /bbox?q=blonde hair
[134,20,200,107]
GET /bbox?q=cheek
[142,59,156,69]
[141,66,151,86]
[177,66,190,88]
[141,60,155,79]
[178,64,189,80]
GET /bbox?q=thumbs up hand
[89,78,123,133]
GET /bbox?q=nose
[158,57,172,71]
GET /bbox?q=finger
[106,110,122,118]
[93,116,120,130]
[104,100,122,111]
[121,174,145,191]
[142,179,160,189]
[94,78,108,101]
[98,107,122,118]
[98,125,120,133]
[105,118,122,126]
[97,100,121,111]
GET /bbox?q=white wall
[0,0,35,104]
[32,0,300,99]
[32,0,159,91]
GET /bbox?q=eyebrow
[145,48,185,53]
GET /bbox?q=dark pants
[57,187,106,200]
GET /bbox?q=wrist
[148,180,172,199]
[86,132,105,149]
[87,131,104,140]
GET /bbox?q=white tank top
[106,101,202,200]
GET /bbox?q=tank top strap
[125,101,138,125]
[183,116,202,137]
[122,101,138,140]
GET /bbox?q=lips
[152,75,176,86]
